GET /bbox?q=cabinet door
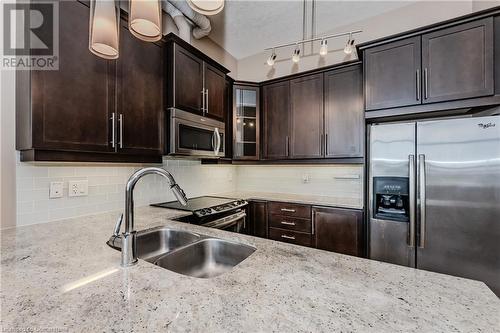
[248,201,268,238]
[263,81,290,159]
[173,45,204,115]
[324,65,364,158]
[204,64,226,121]
[116,24,163,155]
[289,73,324,159]
[422,18,494,103]
[30,1,113,152]
[364,36,421,110]
[233,85,260,160]
[313,207,363,257]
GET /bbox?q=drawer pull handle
[281,235,296,240]
[280,221,296,226]
[280,208,296,213]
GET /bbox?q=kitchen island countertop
[1,206,498,332]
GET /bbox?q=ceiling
[208,1,417,59]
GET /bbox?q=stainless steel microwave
[167,108,225,158]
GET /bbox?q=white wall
[237,1,475,82]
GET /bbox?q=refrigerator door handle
[418,154,426,248]
[408,155,416,247]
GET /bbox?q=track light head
[319,39,328,56]
[267,50,277,66]
[292,45,300,63]
[344,34,355,55]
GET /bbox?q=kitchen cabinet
[166,36,230,121]
[289,73,324,159]
[262,81,290,159]
[313,206,363,256]
[421,17,494,103]
[269,228,313,247]
[233,83,260,160]
[116,23,163,156]
[16,1,163,163]
[364,36,421,110]
[247,200,268,238]
[324,65,364,158]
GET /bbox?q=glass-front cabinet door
[233,84,260,160]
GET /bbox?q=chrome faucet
[115,167,188,267]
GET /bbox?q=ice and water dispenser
[372,177,410,222]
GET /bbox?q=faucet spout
[120,167,188,267]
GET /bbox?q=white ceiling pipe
[164,1,192,43]
[166,0,211,39]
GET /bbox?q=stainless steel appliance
[368,115,500,296]
[167,109,225,158]
[152,196,248,233]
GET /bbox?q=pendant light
[186,0,225,16]
[129,0,162,42]
[89,0,120,59]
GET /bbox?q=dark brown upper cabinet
[364,36,422,111]
[421,17,494,104]
[204,64,226,121]
[165,36,230,122]
[233,83,260,160]
[289,73,324,159]
[16,0,114,154]
[262,80,290,159]
[324,65,364,158]
[16,1,162,163]
[313,206,364,257]
[171,45,204,115]
[116,23,163,156]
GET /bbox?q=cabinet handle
[201,89,205,113]
[280,208,296,213]
[312,211,315,235]
[118,114,123,149]
[280,221,296,226]
[325,133,328,157]
[285,136,290,157]
[281,234,296,240]
[320,134,324,156]
[206,89,209,114]
[423,68,428,100]
[416,69,421,101]
[110,112,116,148]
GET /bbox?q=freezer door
[369,123,416,267]
[416,116,500,296]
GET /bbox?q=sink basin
[155,238,256,278]
[108,227,201,262]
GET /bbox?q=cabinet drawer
[269,228,312,247]
[269,214,311,233]
[268,202,311,219]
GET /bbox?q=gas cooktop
[151,196,247,218]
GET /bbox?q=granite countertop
[215,191,363,209]
[1,207,499,332]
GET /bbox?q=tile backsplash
[15,156,236,227]
[15,155,363,227]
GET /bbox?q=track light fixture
[344,33,355,55]
[264,30,361,66]
[319,39,328,56]
[292,45,300,63]
[267,49,277,66]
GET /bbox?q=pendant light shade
[129,0,162,42]
[89,0,120,59]
[186,0,225,16]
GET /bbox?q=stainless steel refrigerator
[368,115,500,296]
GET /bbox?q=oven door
[202,210,246,233]
[170,110,225,157]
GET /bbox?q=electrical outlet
[302,174,311,183]
[68,180,88,197]
[49,182,64,199]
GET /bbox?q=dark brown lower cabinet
[269,227,312,247]
[247,200,268,238]
[313,207,364,256]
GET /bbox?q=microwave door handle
[212,130,216,151]
[214,128,221,155]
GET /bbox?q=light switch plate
[68,180,88,197]
[49,182,64,199]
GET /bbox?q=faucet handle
[113,213,124,237]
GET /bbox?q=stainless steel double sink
[108,227,256,278]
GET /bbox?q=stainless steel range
[151,196,248,233]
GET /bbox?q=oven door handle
[202,211,246,229]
